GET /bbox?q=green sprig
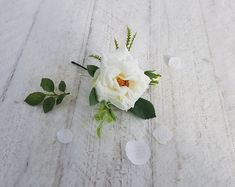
[89,54,102,62]
[24,78,70,113]
[126,27,137,51]
[94,101,116,138]
[126,27,131,49]
[114,38,119,49]
[144,70,161,85]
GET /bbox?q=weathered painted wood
[0,0,235,186]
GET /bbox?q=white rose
[92,48,151,111]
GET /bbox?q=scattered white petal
[153,125,173,144]
[125,140,151,165]
[168,57,183,69]
[57,128,73,144]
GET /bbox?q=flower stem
[71,61,88,71]
[45,92,70,97]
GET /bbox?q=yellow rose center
[116,77,129,87]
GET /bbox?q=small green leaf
[40,78,55,92]
[58,81,66,92]
[43,97,55,113]
[24,92,45,106]
[87,65,99,77]
[56,94,65,105]
[129,98,156,119]
[89,88,99,106]
[96,123,103,138]
[95,110,106,121]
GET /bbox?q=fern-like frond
[89,54,102,62]
[114,38,119,49]
[126,27,131,49]
[128,32,137,51]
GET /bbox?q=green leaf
[43,97,55,113]
[89,54,102,62]
[87,65,99,77]
[58,81,66,92]
[129,98,156,119]
[144,71,161,86]
[114,38,119,49]
[96,123,103,138]
[126,26,131,49]
[89,88,99,106]
[95,110,106,121]
[40,78,55,92]
[56,94,65,105]
[24,92,45,106]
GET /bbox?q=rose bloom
[93,48,151,111]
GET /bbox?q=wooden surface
[1,0,235,186]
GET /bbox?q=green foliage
[43,97,55,113]
[144,70,161,85]
[129,98,156,119]
[94,101,116,138]
[89,54,102,62]
[40,78,55,92]
[56,94,65,105]
[24,92,45,106]
[114,38,119,49]
[24,78,70,113]
[89,88,99,106]
[87,65,99,77]
[58,81,66,92]
[126,27,137,51]
[128,32,137,51]
[126,27,131,49]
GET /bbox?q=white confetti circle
[125,140,151,165]
[168,57,183,69]
[57,128,73,144]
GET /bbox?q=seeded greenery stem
[24,78,70,113]
[114,38,119,49]
[128,32,137,51]
[88,54,102,62]
[126,26,131,49]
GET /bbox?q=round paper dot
[57,128,73,144]
[125,140,151,165]
[153,125,173,144]
[168,57,183,69]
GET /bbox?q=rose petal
[57,128,73,144]
[125,140,151,165]
[153,125,173,144]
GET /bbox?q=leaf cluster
[24,78,70,113]
[94,101,116,138]
[89,87,116,138]
[144,70,161,85]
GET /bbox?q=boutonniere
[72,27,161,137]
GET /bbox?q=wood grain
[0,0,235,186]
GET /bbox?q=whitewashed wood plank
[0,0,95,186]
[58,0,154,187]
[0,0,44,101]
[150,0,235,186]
